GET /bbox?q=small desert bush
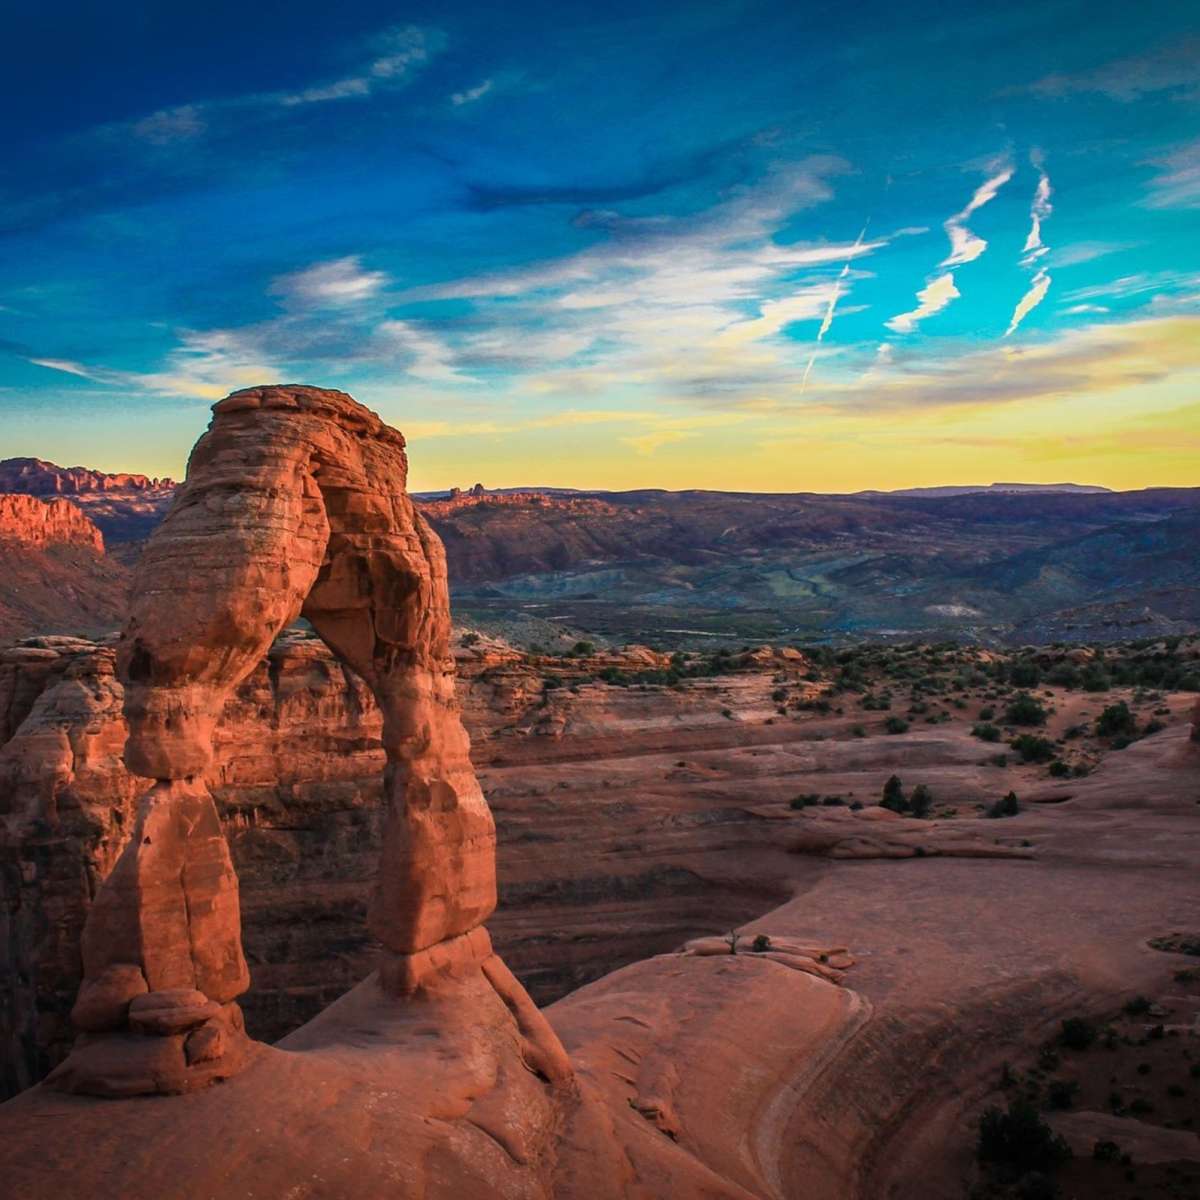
[1010,734,1056,764]
[1096,701,1136,739]
[987,791,1020,819]
[1006,692,1048,726]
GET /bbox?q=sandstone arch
[50,385,552,1096]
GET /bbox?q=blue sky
[1,0,1198,490]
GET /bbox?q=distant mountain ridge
[854,482,1113,498]
[1,458,1196,645]
[0,457,176,495]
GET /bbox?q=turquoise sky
[1,0,1198,491]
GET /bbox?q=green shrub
[789,794,821,809]
[1047,1079,1078,1109]
[1006,692,1048,726]
[881,775,906,812]
[884,715,909,734]
[973,722,1002,742]
[1010,662,1042,688]
[750,934,771,953]
[1096,701,1136,739]
[1010,734,1057,764]
[1048,760,1071,778]
[987,791,1020,819]
[909,784,933,819]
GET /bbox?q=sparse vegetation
[1095,701,1136,740]
[1009,734,1056,764]
[987,791,1020,819]
[1006,693,1048,727]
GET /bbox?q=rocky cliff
[0,498,127,639]
[0,494,104,552]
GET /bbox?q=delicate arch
[55,387,507,1096]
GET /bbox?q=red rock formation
[46,385,565,1097]
[0,495,104,552]
[0,499,127,639]
[0,457,174,495]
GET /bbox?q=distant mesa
[856,481,1113,498]
[0,457,176,496]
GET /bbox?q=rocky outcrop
[42,385,566,1098]
[0,495,104,552]
[419,489,619,519]
[0,458,174,495]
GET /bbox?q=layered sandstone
[39,384,566,1099]
[0,494,104,552]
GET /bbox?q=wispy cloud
[1064,269,1200,302]
[27,357,99,379]
[1050,241,1132,268]
[801,315,1200,414]
[886,272,959,334]
[887,162,1011,336]
[131,105,207,145]
[1020,39,1200,102]
[1006,269,1052,337]
[280,26,435,107]
[376,320,474,383]
[271,256,389,308]
[1142,137,1200,210]
[125,25,442,144]
[1006,155,1053,336]
[1020,156,1052,266]
[451,78,494,106]
[942,164,1013,267]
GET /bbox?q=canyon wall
[0,631,799,1097]
[0,498,127,640]
[0,495,104,552]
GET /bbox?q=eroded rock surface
[39,385,557,1098]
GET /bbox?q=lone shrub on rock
[909,784,933,819]
[1096,701,1136,739]
[881,775,906,812]
[1006,693,1048,726]
[987,791,1020,819]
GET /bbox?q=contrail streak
[800,219,870,393]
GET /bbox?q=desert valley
[0,386,1197,1200]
